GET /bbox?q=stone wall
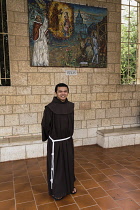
[0,0,140,147]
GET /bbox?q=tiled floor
[0,144,140,210]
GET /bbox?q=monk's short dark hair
[55,83,69,93]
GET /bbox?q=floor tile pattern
[0,144,140,209]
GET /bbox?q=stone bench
[97,126,140,148]
[0,135,47,162]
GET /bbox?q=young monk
[41,83,76,200]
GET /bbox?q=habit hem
[41,97,75,198]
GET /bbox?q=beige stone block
[117,85,136,92]
[85,110,95,120]
[11,73,27,86]
[6,96,25,105]
[69,86,77,94]
[116,3,121,12]
[102,101,111,109]
[0,115,4,126]
[102,119,111,127]
[30,104,45,112]
[17,87,31,95]
[83,137,97,145]
[135,134,140,144]
[69,74,87,85]
[77,86,81,93]
[108,136,122,148]
[48,73,54,85]
[131,107,140,116]
[111,118,123,126]
[7,0,25,12]
[38,112,43,124]
[93,69,107,74]
[16,36,29,46]
[88,73,108,85]
[29,124,41,134]
[74,129,88,139]
[18,61,37,72]
[79,102,91,110]
[5,114,19,126]
[1,146,26,161]
[130,100,137,107]
[96,109,105,119]
[10,46,28,60]
[45,86,55,94]
[120,107,131,117]
[104,85,116,93]
[43,142,47,156]
[67,94,72,102]
[81,85,90,93]
[82,121,87,129]
[87,94,96,101]
[121,92,133,100]
[122,134,135,146]
[87,119,101,128]
[72,94,86,102]
[107,64,115,73]
[74,102,79,110]
[32,86,46,95]
[91,85,104,93]
[13,104,29,114]
[28,73,50,85]
[115,64,121,73]
[8,22,27,36]
[91,101,101,109]
[109,93,121,100]
[74,121,82,129]
[123,117,137,125]
[7,11,14,22]
[109,11,121,23]
[107,42,116,52]
[75,110,85,120]
[19,113,37,125]
[26,95,40,104]
[97,134,108,148]
[111,100,124,108]
[26,144,43,158]
[79,68,93,73]
[13,125,28,135]
[10,61,19,72]
[106,108,119,118]
[0,126,12,136]
[108,32,120,43]
[108,73,120,84]
[88,128,97,137]
[0,96,5,105]
[0,105,12,115]
[41,95,53,104]
[133,92,140,100]
[103,2,116,11]
[108,52,120,65]
[124,100,130,107]
[108,23,117,32]
[54,73,68,85]
[14,12,28,23]
[97,93,108,101]
[8,35,16,46]
[74,139,83,147]
[0,86,16,95]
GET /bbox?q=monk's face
[56,87,68,102]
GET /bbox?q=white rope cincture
[49,135,71,189]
